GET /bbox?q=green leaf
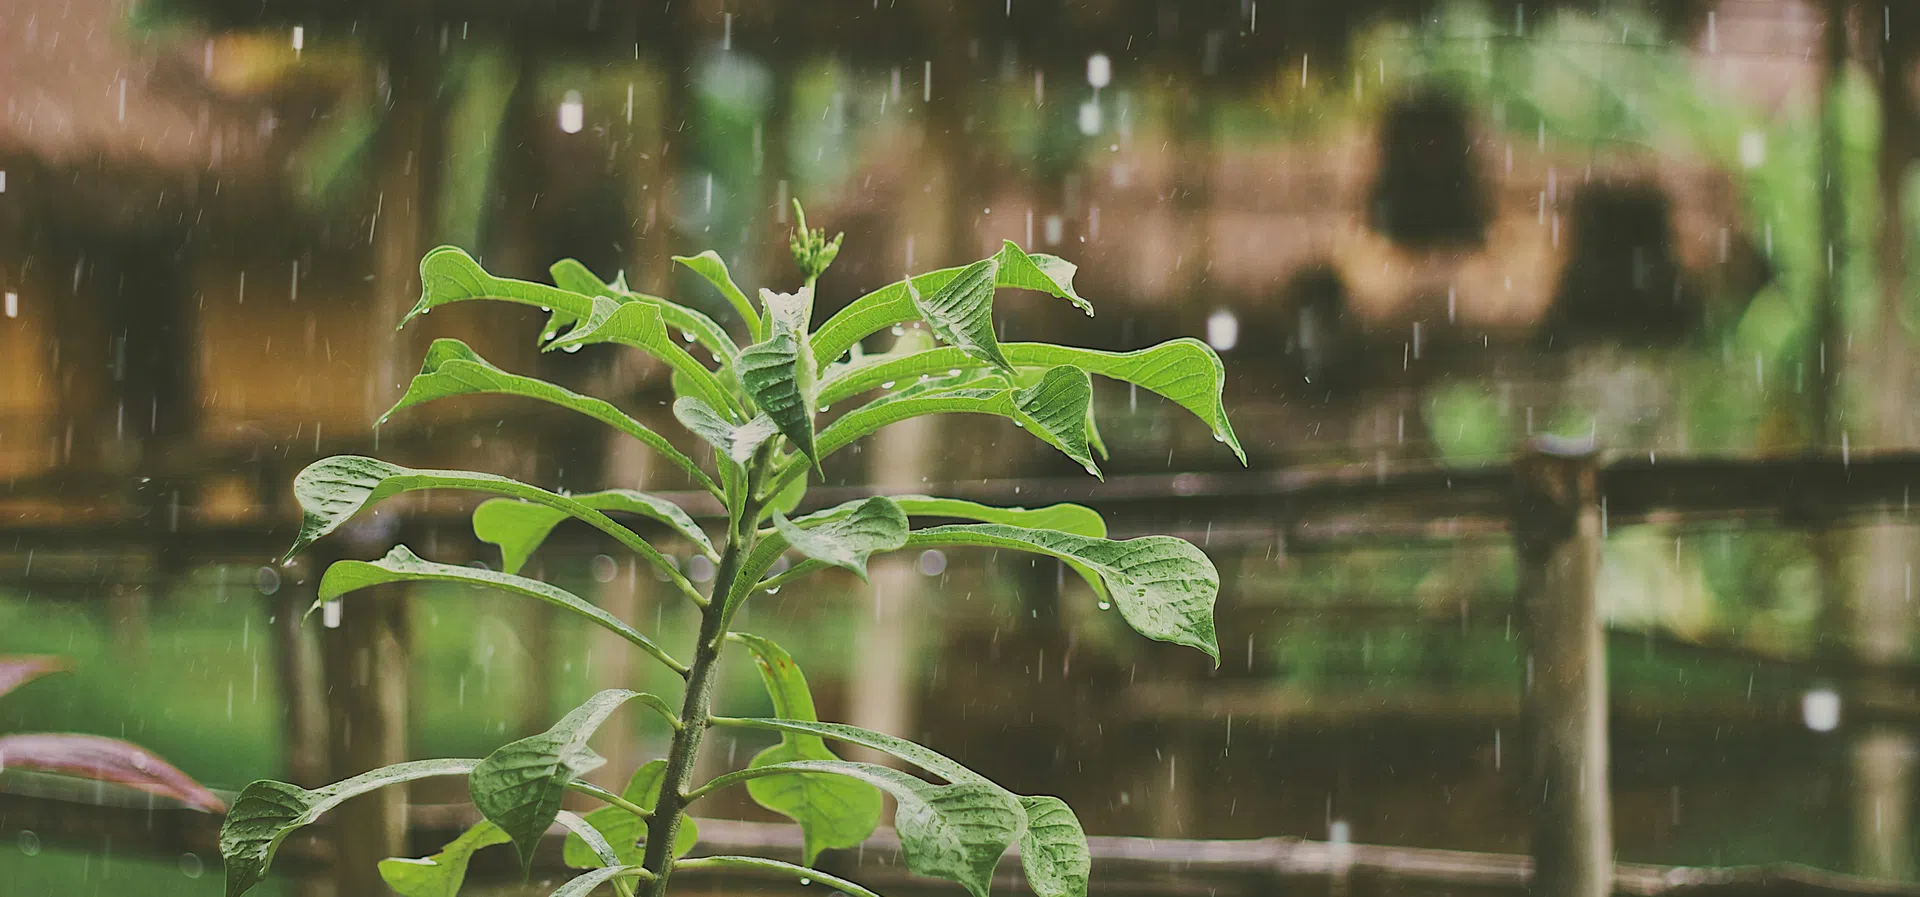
[817,366,1100,478]
[562,760,699,868]
[812,250,1091,369]
[546,296,743,420]
[550,258,739,362]
[674,250,761,338]
[710,761,1021,897]
[378,821,511,897]
[907,259,1013,374]
[409,246,599,331]
[817,339,1243,464]
[907,524,1219,662]
[772,496,908,582]
[383,339,717,495]
[673,398,779,468]
[474,491,715,575]
[710,718,982,786]
[888,496,1106,537]
[549,866,645,897]
[737,289,820,468]
[319,546,685,676]
[730,633,883,864]
[471,690,645,870]
[285,455,694,599]
[993,240,1092,314]
[220,760,478,897]
[1018,796,1090,897]
[675,856,883,897]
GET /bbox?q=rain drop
[891,325,907,337]
[880,380,897,389]
[590,554,619,583]
[255,565,282,596]
[558,90,585,134]
[563,343,583,353]
[17,830,40,856]
[1097,600,1112,611]
[180,853,205,878]
[917,549,947,576]
[687,556,716,583]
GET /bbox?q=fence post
[1512,436,1611,897]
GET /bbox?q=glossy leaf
[737,289,820,468]
[676,856,883,897]
[708,761,1021,897]
[906,259,1013,373]
[772,496,908,581]
[0,655,66,699]
[474,491,715,576]
[285,455,693,598]
[551,258,739,361]
[408,246,596,330]
[816,339,1242,463]
[907,524,1220,662]
[711,718,982,786]
[818,366,1100,477]
[993,240,1092,314]
[673,398,779,469]
[1018,796,1091,897]
[0,733,225,812]
[319,546,685,675]
[887,496,1106,537]
[379,339,715,495]
[731,633,883,864]
[811,249,1091,368]
[547,296,743,420]
[562,760,699,868]
[378,821,511,897]
[220,759,478,897]
[674,250,760,337]
[471,689,645,869]
[549,865,645,897]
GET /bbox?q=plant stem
[639,453,770,895]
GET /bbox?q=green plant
[218,202,1243,897]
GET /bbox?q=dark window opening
[1367,87,1490,251]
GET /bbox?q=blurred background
[4,0,1920,893]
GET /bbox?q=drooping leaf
[710,718,983,786]
[220,759,479,897]
[551,258,739,361]
[711,761,1021,897]
[816,339,1243,464]
[1018,796,1091,897]
[471,690,644,870]
[549,865,645,897]
[907,524,1220,662]
[817,366,1100,477]
[474,491,715,576]
[546,296,743,420]
[0,733,225,812]
[771,496,908,582]
[674,250,761,337]
[0,655,66,699]
[381,339,716,495]
[906,259,1012,374]
[731,633,883,864]
[319,546,685,675]
[378,821,511,897]
[561,760,699,868]
[409,246,598,331]
[993,240,1092,314]
[674,856,883,897]
[812,251,1091,368]
[737,289,820,468]
[285,456,691,596]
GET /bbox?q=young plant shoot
[220,203,1243,897]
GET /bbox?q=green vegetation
[217,204,1242,897]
